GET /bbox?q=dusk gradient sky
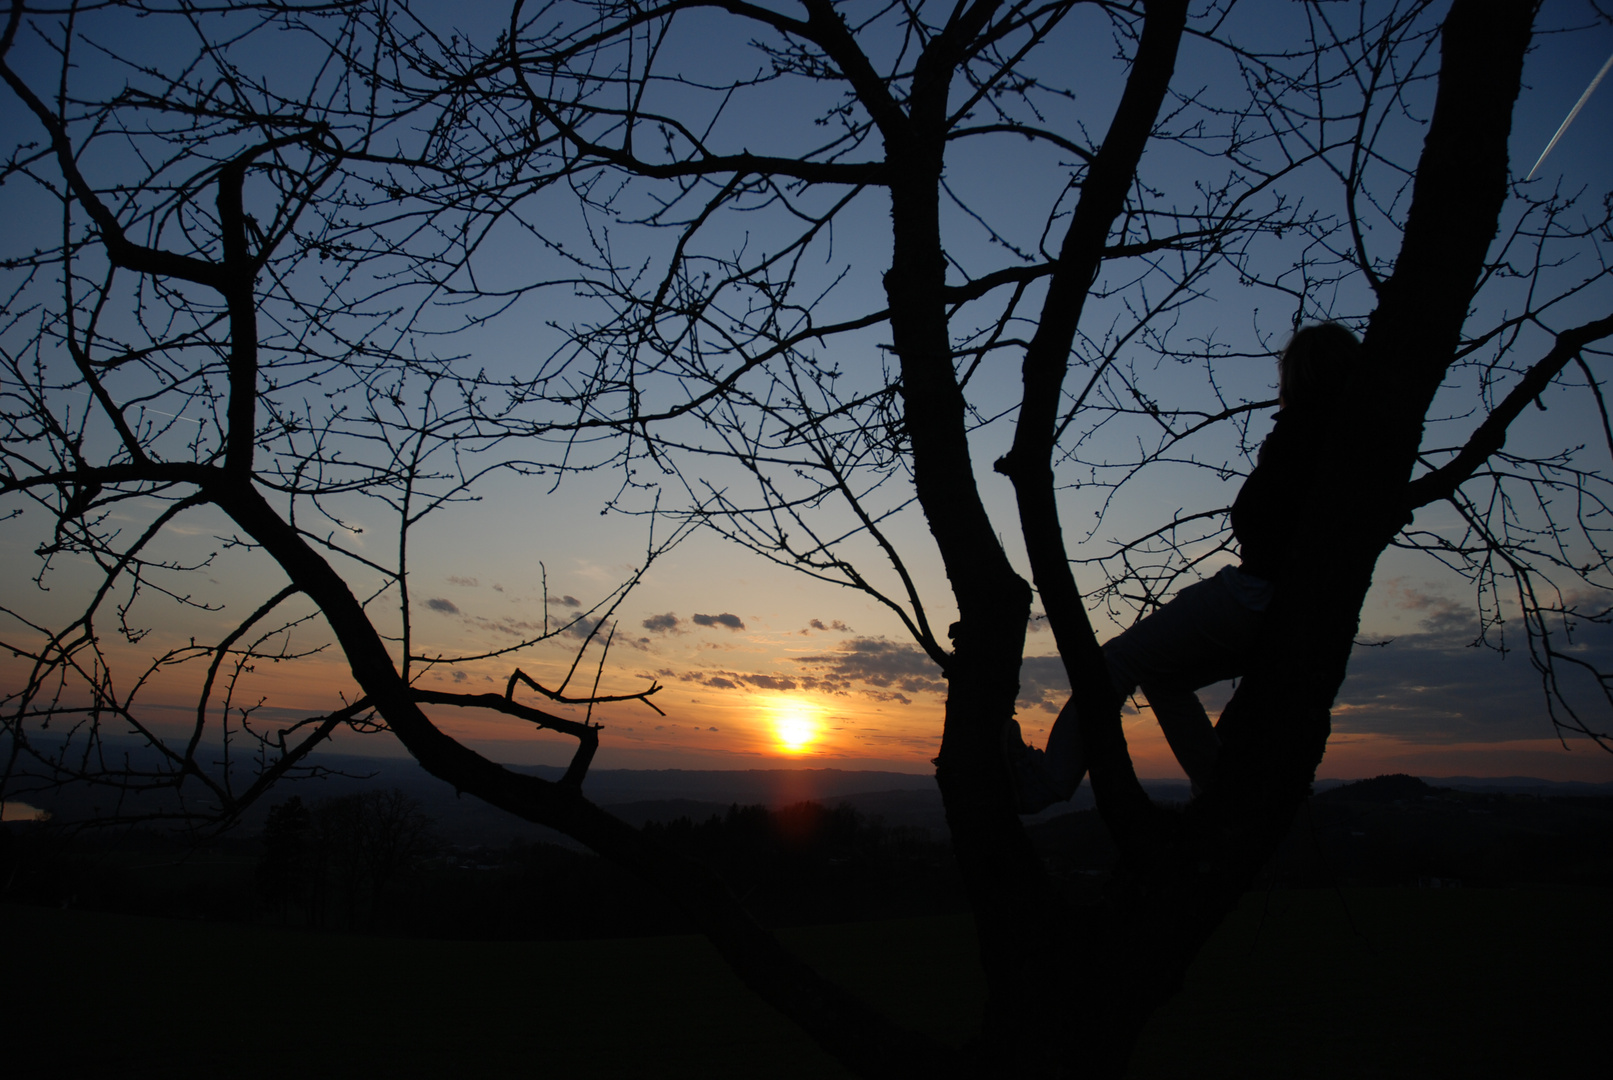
[3,2,1612,787]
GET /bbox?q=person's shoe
[1001,718,1072,814]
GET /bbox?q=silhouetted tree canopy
[3,2,1610,1077]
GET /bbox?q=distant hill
[1417,775,1613,796]
[9,732,1610,853]
[8,762,1611,938]
[1019,773,1613,889]
[3,744,1185,843]
[1267,774,1613,887]
[1315,773,1436,803]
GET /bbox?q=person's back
[1231,321,1357,583]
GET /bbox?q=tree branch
[996,0,1189,841]
[1404,313,1613,509]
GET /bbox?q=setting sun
[769,700,823,754]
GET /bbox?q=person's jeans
[1043,566,1268,791]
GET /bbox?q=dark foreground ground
[7,886,1606,1079]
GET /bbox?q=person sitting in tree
[1005,322,1361,812]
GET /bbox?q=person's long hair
[1278,322,1360,409]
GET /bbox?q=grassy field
[7,887,1606,1078]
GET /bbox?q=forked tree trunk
[218,2,1534,1076]
[915,4,1535,1076]
[5,1,1536,1076]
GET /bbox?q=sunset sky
[3,3,1612,787]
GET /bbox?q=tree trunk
[1045,4,1536,1075]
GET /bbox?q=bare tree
[0,4,928,1071]
[419,0,1612,1074]
[4,2,1611,1078]
[0,0,669,825]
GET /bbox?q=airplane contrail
[1526,47,1613,181]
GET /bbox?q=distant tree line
[4,780,1608,941]
[644,801,964,927]
[1026,775,1613,892]
[0,794,965,938]
[1272,776,1613,890]
[255,796,967,938]
[257,789,439,931]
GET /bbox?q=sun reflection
[770,699,822,754]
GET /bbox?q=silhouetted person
[1006,322,1360,810]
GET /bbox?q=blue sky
[2,1,1611,783]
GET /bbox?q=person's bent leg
[1008,571,1263,808]
[1103,573,1263,785]
[1003,710,1078,814]
[1007,661,1132,812]
[1042,694,1086,794]
[1137,681,1219,788]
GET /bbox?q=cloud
[548,594,581,608]
[563,616,608,641]
[446,575,479,587]
[794,636,946,701]
[424,597,460,614]
[692,612,746,630]
[461,615,543,638]
[642,612,681,633]
[1308,591,1613,746]
[807,618,852,633]
[672,668,799,692]
[1331,621,1555,743]
[739,673,797,691]
[1381,580,1476,636]
[1015,655,1070,713]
